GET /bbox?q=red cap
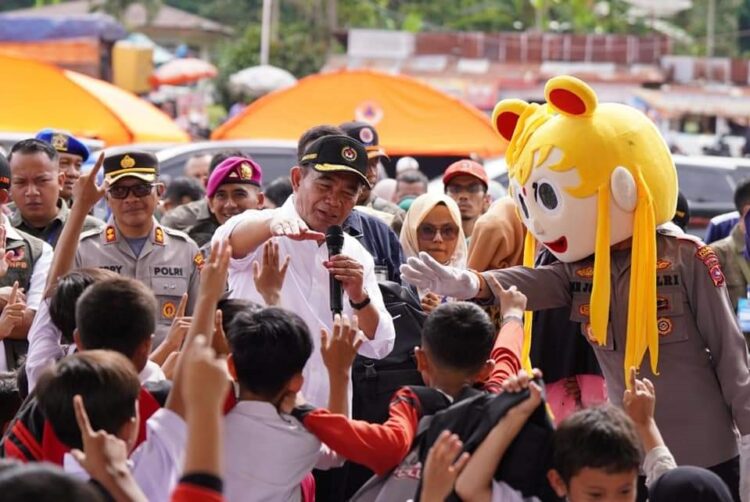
[442,160,488,188]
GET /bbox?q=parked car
[154,139,298,186]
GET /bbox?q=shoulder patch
[695,245,725,287]
[194,252,205,271]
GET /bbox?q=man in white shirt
[213,134,395,408]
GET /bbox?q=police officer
[75,151,201,344]
[8,139,103,248]
[34,129,90,203]
[0,153,52,371]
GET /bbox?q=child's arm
[288,386,422,475]
[150,294,190,367]
[165,241,231,418]
[44,153,106,295]
[320,314,363,416]
[25,298,65,393]
[483,278,525,393]
[455,370,542,502]
[622,366,676,486]
[71,395,148,502]
[421,431,470,502]
[181,335,228,476]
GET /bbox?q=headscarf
[400,193,467,270]
[467,196,525,272]
[649,467,734,502]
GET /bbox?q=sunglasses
[108,183,155,200]
[417,224,459,241]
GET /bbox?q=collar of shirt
[343,210,364,239]
[230,400,295,422]
[10,198,66,232]
[102,217,169,247]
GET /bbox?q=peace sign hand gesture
[73,152,108,212]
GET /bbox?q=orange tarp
[0,52,189,146]
[212,69,504,157]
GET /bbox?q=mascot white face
[508,148,636,263]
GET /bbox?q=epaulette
[161,226,192,242]
[79,227,102,240]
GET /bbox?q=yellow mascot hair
[492,76,678,384]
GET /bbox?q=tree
[90,0,163,23]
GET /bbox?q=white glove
[741,434,750,502]
[399,252,480,300]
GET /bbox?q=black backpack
[352,281,426,424]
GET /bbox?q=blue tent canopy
[0,14,126,42]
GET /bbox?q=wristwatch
[349,294,371,310]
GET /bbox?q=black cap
[103,152,159,184]
[300,135,370,187]
[0,153,9,190]
[339,120,388,160]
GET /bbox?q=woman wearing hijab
[650,467,734,502]
[400,193,466,313]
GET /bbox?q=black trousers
[636,455,740,502]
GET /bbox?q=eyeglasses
[417,224,459,241]
[108,183,155,199]
[446,183,486,195]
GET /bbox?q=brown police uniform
[483,227,750,470]
[10,198,104,249]
[161,199,210,231]
[711,223,748,311]
[75,218,201,344]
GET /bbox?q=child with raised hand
[421,431,470,502]
[288,279,526,478]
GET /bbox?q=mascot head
[492,76,678,381]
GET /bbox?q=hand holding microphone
[324,225,367,318]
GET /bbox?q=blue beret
[35,129,90,162]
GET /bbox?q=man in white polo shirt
[213,134,394,408]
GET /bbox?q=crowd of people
[0,74,745,502]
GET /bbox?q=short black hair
[734,178,750,212]
[397,169,429,188]
[0,463,105,502]
[49,269,119,345]
[553,405,643,485]
[8,139,58,163]
[422,302,495,374]
[228,307,312,400]
[209,151,247,175]
[0,371,21,430]
[264,176,293,207]
[75,278,156,360]
[164,176,205,205]
[217,298,262,335]
[297,125,345,161]
[36,350,140,451]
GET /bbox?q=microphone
[325,225,345,317]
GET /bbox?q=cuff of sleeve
[180,473,223,493]
[291,403,317,423]
[643,445,672,472]
[470,271,496,306]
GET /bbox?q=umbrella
[0,52,189,145]
[213,69,503,157]
[150,57,217,87]
[229,64,297,97]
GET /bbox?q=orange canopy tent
[212,69,504,157]
[0,52,189,146]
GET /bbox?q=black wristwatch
[349,294,371,310]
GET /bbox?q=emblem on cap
[240,162,253,180]
[120,155,136,169]
[359,127,374,144]
[51,133,69,151]
[341,146,358,162]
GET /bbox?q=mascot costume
[402,76,750,499]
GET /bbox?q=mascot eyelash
[492,76,678,384]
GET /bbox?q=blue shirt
[343,209,404,284]
[704,211,739,244]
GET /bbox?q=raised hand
[0,226,14,278]
[269,214,325,241]
[198,241,231,305]
[73,152,107,212]
[165,293,191,349]
[181,335,229,414]
[400,252,479,300]
[421,430,471,502]
[491,278,527,319]
[252,239,290,306]
[623,366,656,427]
[321,313,364,376]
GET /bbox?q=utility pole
[260,0,272,65]
[706,0,715,57]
